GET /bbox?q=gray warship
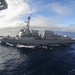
[1,15,75,47]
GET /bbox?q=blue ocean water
[0,32,75,75]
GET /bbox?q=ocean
[0,31,75,75]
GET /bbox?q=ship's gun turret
[18,14,32,37]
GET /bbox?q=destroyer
[1,15,75,47]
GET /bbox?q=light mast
[26,14,31,30]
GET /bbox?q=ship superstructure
[1,15,75,47]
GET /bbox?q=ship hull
[1,37,75,46]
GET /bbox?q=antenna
[26,14,31,30]
[27,14,31,27]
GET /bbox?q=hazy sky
[0,0,75,32]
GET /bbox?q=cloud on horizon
[47,2,73,15]
[0,0,75,33]
[0,0,31,28]
[30,16,75,32]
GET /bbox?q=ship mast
[26,14,31,30]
